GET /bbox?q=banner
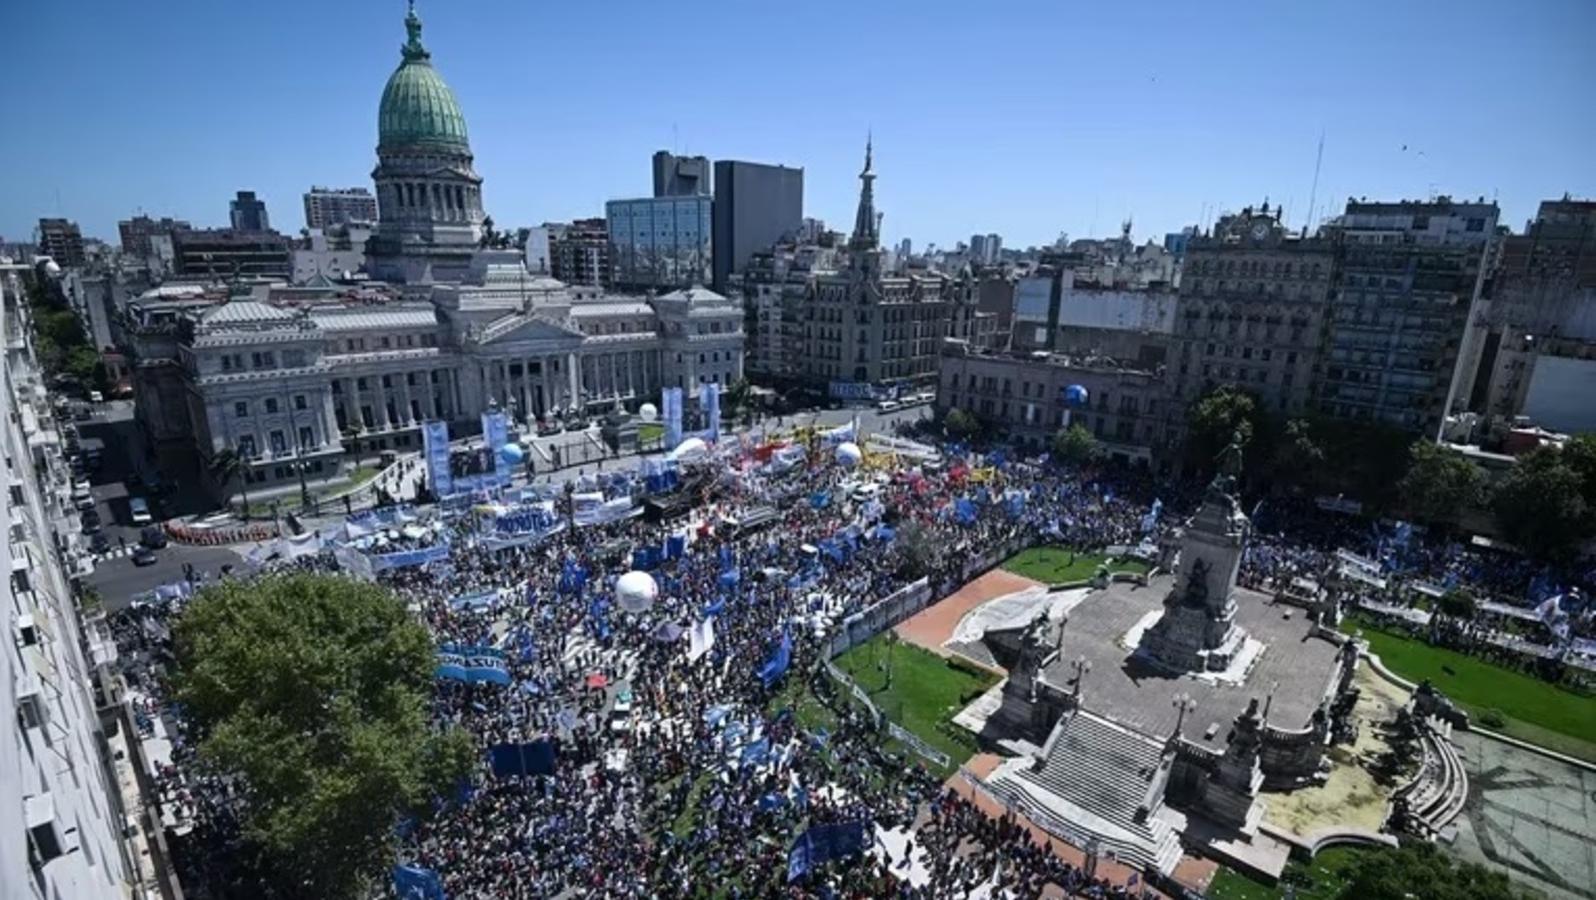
[480,409,510,474]
[423,420,453,497]
[436,644,511,686]
[662,386,684,449]
[488,740,555,777]
[393,865,445,900]
[787,820,869,882]
[371,543,450,571]
[688,617,715,663]
[700,383,721,443]
[757,628,792,688]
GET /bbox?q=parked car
[80,509,102,534]
[129,496,152,524]
[88,532,111,554]
[139,526,168,549]
[131,545,158,566]
[88,390,104,403]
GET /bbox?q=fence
[826,577,933,658]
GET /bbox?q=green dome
[377,6,469,151]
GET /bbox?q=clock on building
[1250,221,1271,242]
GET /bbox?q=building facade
[605,195,712,291]
[36,218,85,267]
[118,215,191,260]
[651,151,710,197]
[936,340,1165,464]
[549,219,609,287]
[122,9,742,503]
[1167,205,1337,442]
[303,186,379,230]
[171,229,293,279]
[798,144,958,394]
[1317,198,1498,433]
[228,191,270,232]
[4,266,148,899]
[711,159,803,291]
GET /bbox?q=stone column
[543,355,555,413]
[396,373,415,427]
[341,378,361,431]
[496,359,510,408]
[321,390,338,448]
[519,358,533,426]
[374,376,391,429]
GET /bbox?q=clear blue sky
[3,0,1592,251]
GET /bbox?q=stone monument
[1139,431,1251,672]
[1201,697,1267,827]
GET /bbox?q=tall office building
[606,195,712,291]
[711,159,803,291]
[171,228,293,279]
[4,265,149,900]
[36,218,86,266]
[303,186,379,230]
[118,215,191,259]
[651,151,711,197]
[550,218,610,287]
[1318,198,1498,433]
[229,190,271,232]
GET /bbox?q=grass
[1001,546,1150,584]
[1208,846,1365,900]
[237,464,386,518]
[1343,616,1596,763]
[834,635,997,775]
[639,423,664,442]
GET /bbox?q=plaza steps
[1393,716,1469,838]
[988,710,1182,873]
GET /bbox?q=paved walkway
[1449,731,1596,900]
[895,569,1041,656]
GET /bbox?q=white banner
[688,617,715,663]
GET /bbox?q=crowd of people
[105,424,1593,899]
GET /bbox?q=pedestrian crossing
[92,546,138,562]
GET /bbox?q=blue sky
[3,0,1592,250]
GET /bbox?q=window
[294,394,308,410]
[298,426,314,448]
[264,398,279,414]
[234,401,249,418]
[237,434,256,457]
[221,355,233,372]
[270,431,286,454]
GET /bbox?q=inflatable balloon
[1064,384,1089,407]
[835,442,863,467]
[639,402,659,423]
[499,442,526,465]
[615,570,659,614]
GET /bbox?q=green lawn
[1344,616,1596,762]
[834,636,997,775]
[1001,546,1150,584]
[1208,847,1365,900]
[639,423,664,442]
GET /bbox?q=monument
[1138,431,1251,672]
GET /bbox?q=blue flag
[393,865,445,900]
[757,629,793,688]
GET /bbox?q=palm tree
[209,448,251,519]
[726,378,753,426]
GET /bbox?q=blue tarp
[786,820,869,882]
[488,740,556,778]
[393,865,446,900]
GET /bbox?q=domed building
[364,2,485,284]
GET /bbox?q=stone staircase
[1394,716,1469,838]
[989,710,1183,873]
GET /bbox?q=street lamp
[1172,692,1196,740]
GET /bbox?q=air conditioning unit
[25,793,64,867]
[15,671,45,731]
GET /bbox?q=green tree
[1493,445,1592,558]
[894,519,937,580]
[1562,433,1596,511]
[1270,417,1326,494]
[724,378,753,425]
[1437,587,1477,621]
[1051,423,1098,465]
[208,448,252,518]
[1186,385,1258,475]
[944,407,981,439]
[169,574,474,899]
[1337,842,1532,900]
[1399,440,1484,525]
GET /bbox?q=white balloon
[639,403,659,423]
[616,570,659,614]
[835,442,863,467]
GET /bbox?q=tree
[169,574,474,899]
[1270,418,1325,495]
[944,407,981,439]
[1186,386,1258,475]
[208,448,251,518]
[724,378,753,424]
[1437,587,1477,621]
[1051,423,1098,465]
[1562,433,1596,511]
[1493,445,1592,558]
[1399,440,1484,525]
[894,519,937,580]
[1337,842,1532,900]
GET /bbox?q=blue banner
[700,382,721,443]
[371,543,451,571]
[787,820,869,882]
[422,420,452,497]
[393,865,445,900]
[480,409,510,474]
[488,740,555,777]
[757,628,792,688]
[662,386,684,449]
[448,590,499,611]
[436,644,511,686]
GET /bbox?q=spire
[851,135,878,250]
[402,0,430,62]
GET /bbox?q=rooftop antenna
[1304,130,1324,235]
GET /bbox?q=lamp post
[1070,656,1093,698]
[1172,692,1196,741]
